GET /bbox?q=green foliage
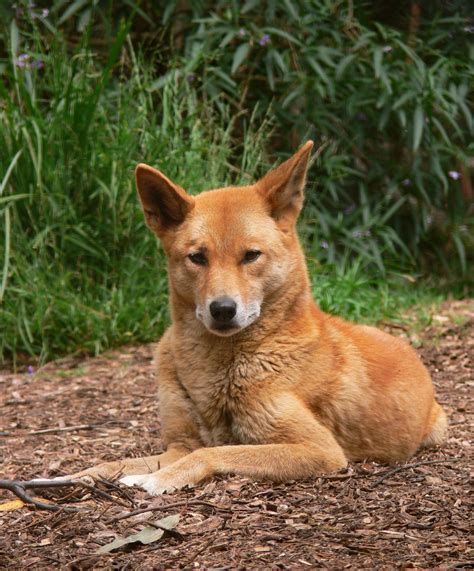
[157,0,473,272]
[0,2,472,364]
[0,13,264,363]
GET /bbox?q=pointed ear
[135,164,195,236]
[256,141,314,226]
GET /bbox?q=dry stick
[317,472,364,481]
[27,420,132,435]
[105,499,231,524]
[28,424,99,435]
[0,479,84,512]
[371,458,461,488]
[0,477,123,511]
[179,537,216,563]
[96,476,137,508]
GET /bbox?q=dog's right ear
[135,164,195,237]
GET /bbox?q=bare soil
[1,300,472,570]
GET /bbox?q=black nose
[210,297,237,323]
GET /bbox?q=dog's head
[136,141,313,336]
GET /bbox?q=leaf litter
[0,299,472,569]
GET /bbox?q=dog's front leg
[63,334,204,481]
[121,393,348,495]
[66,448,188,481]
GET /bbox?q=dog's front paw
[120,473,176,496]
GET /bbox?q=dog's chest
[177,346,290,446]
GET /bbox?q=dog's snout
[210,297,237,323]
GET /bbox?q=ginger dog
[70,141,447,495]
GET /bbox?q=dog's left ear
[257,140,314,227]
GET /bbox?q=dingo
[71,141,447,494]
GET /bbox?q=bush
[0,2,471,363]
[0,14,267,362]
[158,0,473,273]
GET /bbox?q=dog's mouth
[196,307,260,337]
[208,322,242,337]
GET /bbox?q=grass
[0,24,467,367]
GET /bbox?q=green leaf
[0,150,22,197]
[0,207,11,303]
[307,59,330,84]
[0,194,29,206]
[335,54,355,79]
[412,105,424,152]
[10,19,19,58]
[393,91,414,111]
[283,0,299,19]
[58,0,90,25]
[231,43,250,75]
[452,233,466,274]
[373,47,383,79]
[265,27,302,46]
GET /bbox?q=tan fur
[70,142,447,495]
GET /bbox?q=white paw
[119,474,173,496]
[54,473,96,484]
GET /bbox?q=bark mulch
[0,300,472,570]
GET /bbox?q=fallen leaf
[0,497,50,512]
[96,514,179,554]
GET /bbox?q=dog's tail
[421,401,448,449]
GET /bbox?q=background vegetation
[0,1,472,365]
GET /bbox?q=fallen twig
[0,479,85,512]
[370,458,461,487]
[0,477,130,512]
[105,499,231,524]
[27,420,132,435]
[28,424,98,435]
[96,476,138,508]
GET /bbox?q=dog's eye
[188,252,207,266]
[243,250,262,264]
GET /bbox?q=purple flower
[15,54,44,70]
[344,204,356,215]
[448,170,461,180]
[41,8,49,17]
[186,74,196,83]
[425,215,433,226]
[382,45,393,53]
[321,241,329,249]
[401,179,411,187]
[259,34,270,47]
[27,365,35,375]
[15,54,30,68]
[238,28,246,37]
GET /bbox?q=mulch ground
[1,300,472,570]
